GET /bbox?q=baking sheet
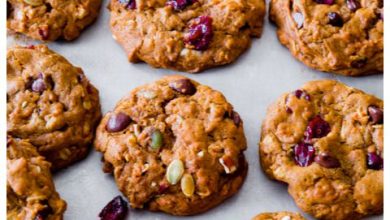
[7,0,383,219]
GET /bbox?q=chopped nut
[133,124,141,137]
[219,156,237,174]
[181,174,195,197]
[137,90,156,99]
[197,150,205,158]
[151,182,157,187]
[24,0,44,6]
[83,100,92,110]
[76,7,88,19]
[166,159,184,185]
[142,163,150,173]
[281,216,291,220]
[128,134,137,145]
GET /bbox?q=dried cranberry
[231,111,242,127]
[106,112,132,132]
[367,152,383,170]
[314,0,334,4]
[119,0,136,9]
[346,0,360,11]
[368,105,383,124]
[293,142,315,167]
[286,107,293,114]
[99,196,128,220]
[38,27,49,40]
[328,12,343,27]
[314,153,340,168]
[305,115,331,140]
[184,16,213,50]
[34,202,53,220]
[294,89,311,100]
[351,58,367,68]
[158,183,169,194]
[166,0,195,11]
[169,79,196,95]
[31,74,47,93]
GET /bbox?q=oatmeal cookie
[7,136,67,220]
[109,0,265,73]
[252,212,306,220]
[95,75,247,215]
[259,80,383,219]
[269,0,383,76]
[7,0,102,41]
[7,44,101,170]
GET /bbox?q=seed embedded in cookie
[95,76,248,215]
[259,80,383,220]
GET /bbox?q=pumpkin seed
[181,174,195,197]
[166,159,184,185]
[151,130,163,150]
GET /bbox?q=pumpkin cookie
[7,45,101,170]
[270,0,383,76]
[7,137,67,220]
[259,80,383,219]
[95,75,247,215]
[7,0,101,41]
[109,0,265,73]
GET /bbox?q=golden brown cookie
[7,137,67,220]
[7,45,102,170]
[7,0,102,41]
[252,212,306,220]
[259,80,383,220]
[95,75,247,215]
[269,0,383,76]
[109,0,265,73]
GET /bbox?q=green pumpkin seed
[181,174,195,197]
[151,130,163,150]
[166,159,184,185]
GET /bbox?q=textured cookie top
[259,80,383,219]
[7,45,101,170]
[95,75,247,215]
[252,212,306,220]
[7,137,66,220]
[109,0,265,72]
[270,0,383,76]
[7,0,101,41]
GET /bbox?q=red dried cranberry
[231,111,242,127]
[314,153,340,168]
[346,0,360,11]
[106,112,132,132]
[351,58,367,68]
[368,105,383,124]
[367,152,383,170]
[38,27,49,40]
[314,0,334,4]
[158,183,169,194]
[184,16,213,50]
[119,0,136,9]
[294,89,311,100]
[34,202,53,220]
[286,107,293,114]
[304,115,331,140]
[99,196,128,220]
[293,142,315,167]
[166,0,195,11]
[328,12,343,27]
[31,74,47,93]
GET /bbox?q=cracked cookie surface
[95,75,247,215]
[252,211,306,220]
[270,0,383,76]
[7,45,102,170]
[259,80,383,220]
[109,0,265,73]
[7,0,102,41]
[7,137,67,220]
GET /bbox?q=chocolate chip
[292,12,304,29]
[106,112,132,132]
[99,196,128,220]
[328,12,343,27]
[314,153,340,168]
[368,105,383,124]
[169,79,196,95]
[346,0,360,12]
[231,111,242,127]
[315,0,334,4]
[7,1,12,18]
[351,58,367,68]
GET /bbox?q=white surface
[8,0,383,219]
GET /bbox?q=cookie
[259,80,383,220]
[7,0,102,41]
[7,45,102,170]
[94,75,247,215]
[7,136,67,220]
[252,212,306,220]
[109,0,265,73]
[269,0,383,76]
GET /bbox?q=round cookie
[269,0,383,76]
[109,0,265,73]
[259,80,383,220]
[7,45,101,170]
[7,0,102,41]
[7,136,67,220]
[252,212,306,220]
[94,75,247,215]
